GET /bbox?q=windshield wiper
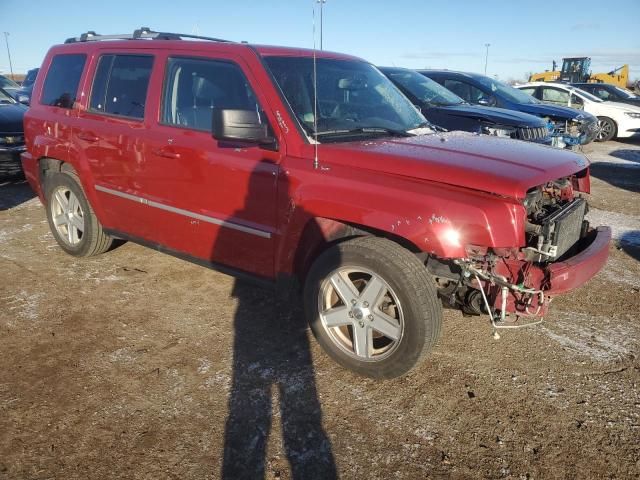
[315,127,413,138]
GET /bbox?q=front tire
[595,116,616,142]
[304,237,442,378]
[44,171,113,257]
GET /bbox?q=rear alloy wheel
[45,171,114,257]
[305,236,442,378]
[595,117,616,142]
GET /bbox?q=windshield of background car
[386,70,464,106]
[0,76,19,89]
[265,57,426,138]
[0,88,16,104]
[476,76,539,104]
[614,86,638,98]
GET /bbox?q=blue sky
[1,0,639,81]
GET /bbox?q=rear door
[75,51,155,238]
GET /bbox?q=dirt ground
[1,139,639,479]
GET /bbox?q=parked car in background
[420,70,598,148]
[22,29,610,378]
[14,68,40,104]
[0,87,27,177]
[516,82,640,142]
[380,67,552,146]
[0,74,22,101]
[21,68,39,89]
[571,82,640,108]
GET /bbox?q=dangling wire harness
[455,261,546,339]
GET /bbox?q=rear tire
[44,170,113,257]
[595,116,616,142]
[304,236,442,379]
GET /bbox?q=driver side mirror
[477,95,496,107]
[17,95,30,105]
[212,109,277,149]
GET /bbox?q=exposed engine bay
[546,116,597,148]
[427,172,592,328]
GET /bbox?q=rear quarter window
[41,54,87,108]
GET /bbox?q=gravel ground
[1,139,639,479]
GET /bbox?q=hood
[515,102,588,121]
[0,102,27,133]
[322,131,589,199]
[598,100,640,113]
[438,104,546,128]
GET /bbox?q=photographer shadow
[218,165,337,479]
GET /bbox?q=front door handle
[153,147,181,159]
[78,132,99,142]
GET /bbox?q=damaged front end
[428,170,611,331]
[546,114,598,149]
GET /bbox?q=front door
[140,54,280,278]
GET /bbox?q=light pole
[484,43,490,75]
[317,0,326,50]
[3,32,14,80]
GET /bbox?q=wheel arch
[277,215,423,282]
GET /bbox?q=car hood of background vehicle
[438,104,545,127]
[598,100,640,113]
[0,103,27,132]
[322,131,588,199]
[514,102,586,120]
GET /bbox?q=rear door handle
[153,147,181,159]
[78,132,99,142]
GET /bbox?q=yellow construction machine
[529,57,629,88]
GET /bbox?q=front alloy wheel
[318,267,404,361]
[305,236,442,378]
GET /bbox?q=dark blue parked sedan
[380,67,552,145]
[420,70,598,147]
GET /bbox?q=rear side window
[89,54,153,119]
[41,54,86,108]
[161,57,260,132]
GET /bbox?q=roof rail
[64,27,233,44]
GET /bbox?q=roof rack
[64,27,233,44]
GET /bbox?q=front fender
[275,161,526,274]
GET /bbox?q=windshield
[476,76,539,104]
[265,57,427,140]
[385,69,464,106]
[613,85,637,99]
[0,88,16,104]
[0,75,19,89]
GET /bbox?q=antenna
[312,0,319,169]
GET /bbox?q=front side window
[162,57,261,132]
[265,57,426,141]
[41,54,86,108]
[89,54,153,119]
[541,88,570,105]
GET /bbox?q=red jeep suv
[22,29,611,378]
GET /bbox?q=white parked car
[516,82,640,142]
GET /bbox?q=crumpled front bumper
[544,226,611,294]
[491,226,611,317]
